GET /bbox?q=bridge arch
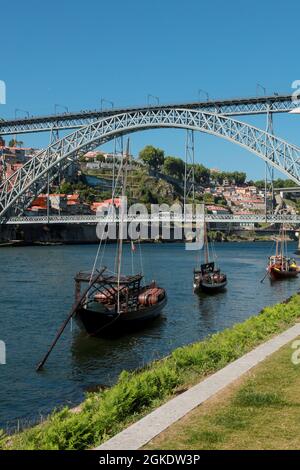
[1,108,300,219]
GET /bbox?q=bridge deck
[0,94,298,135]
[3,214,300,225]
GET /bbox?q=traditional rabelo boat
[267,225,299,281]
[193,214,227,294]
[74,270,167,335]
[36,140,167,370]
[73,141,167,336]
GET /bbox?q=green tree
[140,188,158,204]
[254,178,297,189]
[9,139,24,147]
[253,179,265,189]
[194,164,210,185]
[231,171,246,185]
[139,145,165,170]
[8,139,17,147]
[86,193,96,204]
[210,171,246,186]
[163,156,185,179]
[59,182,74,194]
[203,192,214,203]
[272,178,297,188]
[214,195,227,205]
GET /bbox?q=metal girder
[0,94,298,135]
[184,129,195,207]
[5,213,300,225]
[1,108,300,220]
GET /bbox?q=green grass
[2,293,300,450]
[146,340,300,450]
[234,388,287,407]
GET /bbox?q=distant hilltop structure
[83,150,134,161]
[0,139,39,182]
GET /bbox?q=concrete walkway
[96,323,300,450]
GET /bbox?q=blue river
[0,241,299,431]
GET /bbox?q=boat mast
[204,208,209,264]
[283,224,287,269]
[116,139,129,311]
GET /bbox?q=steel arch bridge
[0,93,298,135]
[1,107,300,221]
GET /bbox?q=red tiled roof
[67,194,80,201]
[28,206,47,211]
[90,198,121,212]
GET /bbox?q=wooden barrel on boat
[94,286,127,303]
[138,287,165,306]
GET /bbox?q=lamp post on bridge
[54,104,69,114]
[147,94,159,106]
[15,108,29,119]
[198,89,209,101]
[100,98,114,111]
[256,83,266,96]
[14,109,29,147]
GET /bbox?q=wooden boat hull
[75,296,167,336]
[194,279,227,294]
[200,279,227,294]
[268,267,298,281]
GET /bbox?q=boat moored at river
[74,270,167,335]
[194,261,227,294]
[267,225,299,281]
[193,210,227,294]
[74,139,167,336]
[267,256,298,280]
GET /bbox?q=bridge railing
[0,94,298,135]
[5,213,300,225]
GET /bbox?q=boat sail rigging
[267,224,299,281]
[193,207,227,294]
[73,139,167,335]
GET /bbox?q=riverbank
[2,292,300,450]
[145,337,300,450]
[0,223,296,246]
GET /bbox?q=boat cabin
[74,269,143,313]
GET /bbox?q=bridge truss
[1,108,300,222]
[0,94,298,135]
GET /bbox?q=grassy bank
[2,294,300,450]
[146,339,300,449]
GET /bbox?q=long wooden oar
[260,270,269,283]
[36,268,106,372]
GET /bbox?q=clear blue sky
[1,0,300,180]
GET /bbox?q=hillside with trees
[75,144,299,209]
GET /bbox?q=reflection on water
[71,314,167,373]
[0,241,299,429]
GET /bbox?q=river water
[0,241,299,431]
